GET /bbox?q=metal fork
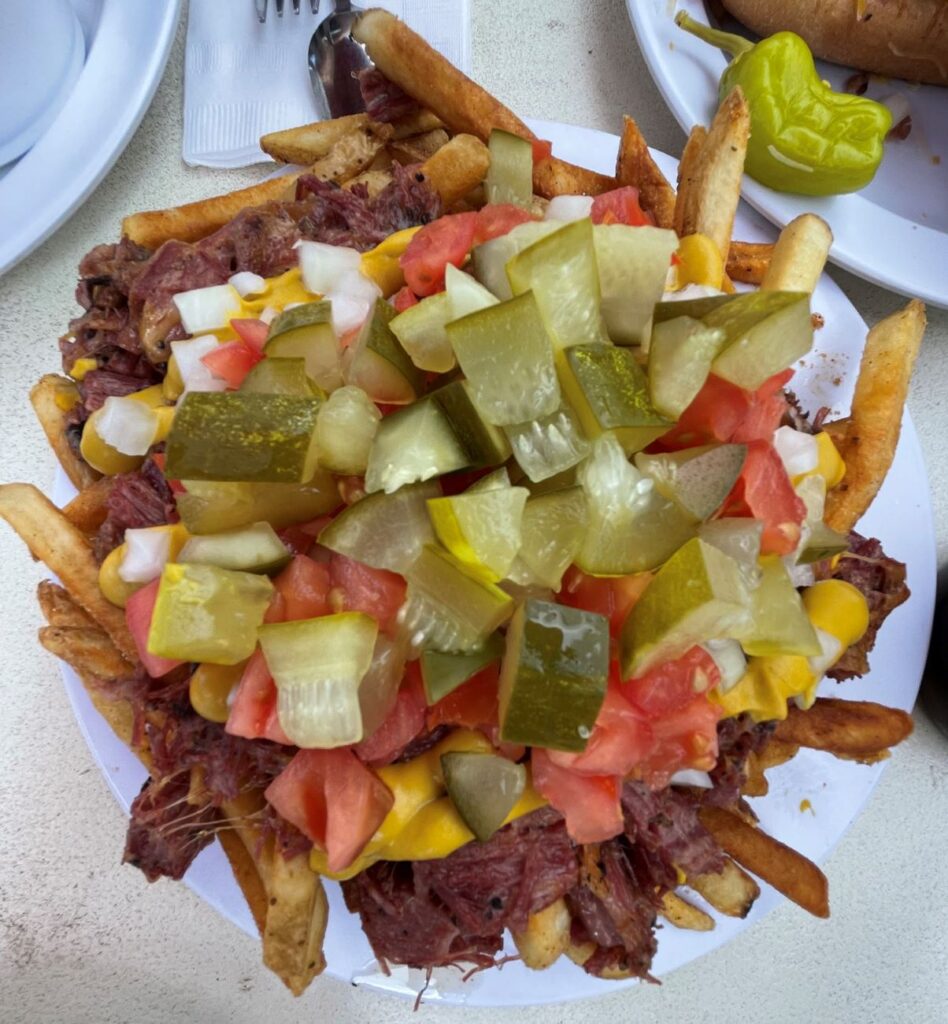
[256,0,319,22]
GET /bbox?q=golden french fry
[726,240,773,284]
[512,898,571,970]
[675,88,750,262]
[661,891,715,931]
[38,625,135,680]
[30,375,100,492]
[742,751,769,797]
[673,125,708,238]
[756,738,800,772]
[761,214,833,293]
[774,698,913,759]
[37,580,97,629]
[824,300,926,534]
[63,476,113,536]
[699,806,829,918]
[260,113,373,164]
[533,157,616,200]
[565,940,596,967]
[388,128,450,165]
[308,123,393,183]
[419,133,491,208]
[0,484,138,663]
[344,168,395,198]
[688,857,760,918]
[390,108,444,138]
[616,115,676,229]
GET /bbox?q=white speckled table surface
[1,2,946,1022]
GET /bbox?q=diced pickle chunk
[421,634,504,703]
[442,751,527,841]
[345,299,423,403]
[176,476,340,534]
[504,406,590,483]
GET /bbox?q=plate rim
[626,0,948,310]
[0,0,183,276]
[52,119,937,1007]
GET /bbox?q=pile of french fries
[0,7,926,998]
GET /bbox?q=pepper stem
[674,11,755,58]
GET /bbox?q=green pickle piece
[259,612,378,748]
[593,224,678,345]
[389,291,454,373]
[635,443,747,522]
[739,556,822,658]
[239,357,322,397]
[316,385,381,475]
[429,379,511,467]
[420,633,504,703]
[345,298,423,403]
[364,398,469,494]
[620,537,751,678]
[798,521,849,564]
[265,301,342,392]
[427,484,529,582]
[507,487,588,590]
[472,220,560,301]
[485,129,533,209]
[319,481,439,574]
[499,598,609,752]
[648,316,727,419]
[446,291,560,426]
[504,406,590,483]
[147,563,273,665]
[506,218,607,351]
[403,544,513,653]
[652,295,736,324]
[176,475,340,534]
[705,291,813,390]
[561,344,673,452]
[178,521,290,573]
[166,392,322,484]
[441,751,527,842]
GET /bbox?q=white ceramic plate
[54,120,935,1007]
[0,0,181,276]
[627,0,948,309]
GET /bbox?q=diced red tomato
[547,680,654,777]
[400,212,479,295]
[531,749,624,843]
[426,662,500,730]
[225,648,292,744]
[591,186,653,227]
[329,554,406,634]
[272,555,332,621]
[265,747,394,873]
[531,138,553,164]
[641,694,722,785]
[392,285,419,313]
[125,579,184,678]
[200,339,262,389]
[230,318,269,353]
[651,370,792,453]
[473,203,535,244]
[719,439,806,556]
[277,525,316,558]
[355,668,427,766]
[557,567,651,635]
[624,647,720,717]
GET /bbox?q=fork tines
[256,0,319,22]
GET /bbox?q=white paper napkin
[184,0,471,168]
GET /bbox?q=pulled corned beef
[343,807,577,969]
[94,458,176,561]
[295,162,440,250]
[826,532,909,680]
[782,390,829,434]
[705,715,777,807]
[358,67,420,123]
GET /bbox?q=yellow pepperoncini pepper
[98,523,191,608]
[712,579,870,721]
[310,728,546,879]
[190,662,247,723]
[672,233,725,291]
[80,384,171,476]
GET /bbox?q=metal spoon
[308,1,372,119]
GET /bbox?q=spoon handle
[335,0,352,13]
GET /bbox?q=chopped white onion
[880,93,910,127]
[670,769,713,789]
[544,195,594,223]
[773,425,818,477]
[296,240,362,295]
[325,269,382,335]
[702,638,747,694]
[259,304,279,325]
[808,627,842,678]
[786,559,817,588]
[171,336,228,393]
[662,283,724,302]
[173,283,240,334]
[96,397,158,456]
[229,271,266,297]
[119,527,172,583]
